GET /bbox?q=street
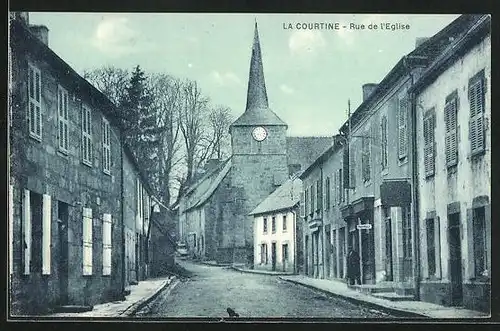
[134,261,396,318]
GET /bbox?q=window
[102,118,111,174]
[23,190,31,275]
[260,243,268,264]
[402,207,412,259]
[271,217,276,233]
[381,115,388,169]
[325,177,330,210]
[473,207,488,277]
[57,86,69,153]
[83,208,93,275]
[362,136,371,182]
[305,188,309,216]
[299,192,305,218]
[444,93,458,167]
[426,218,436,277]
[263,217,268,233]
[338,169,344,203]
[316,180,322,211]
[103,213,112,276]
[332,173,336,207]
[309,185,314,215]
[81,106,93,166]
[398,96,409,160]
[469,70,486,156]
[283,215,287,231]
[423,109,436,177]
[28,64,42,140]
[282,244,289,261]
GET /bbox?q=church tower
[227,21,289,264]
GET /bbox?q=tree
[83,66,129,111]
[208,105,233,160]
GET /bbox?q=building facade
[250,177,302,273]
[8,13,158,315]
[300,137,347,281]
[411,15,491,313]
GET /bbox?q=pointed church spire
[245,20,269,111]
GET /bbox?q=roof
[409,15,491,94]
[184,158,232,212]
[10,18,158,199]
[286,136,334,170]
[249,177,302,216]
[339,14,485,135]
[299,135,345,179]
[231,22,287,128]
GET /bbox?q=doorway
[271,242,276,271]
[448,212,463,306]
[305,235,309,275]
[384,209,393,281]
[325,228,331,278]
[282,243,288,272]
[57,201,69,305]
[339,228,345,278]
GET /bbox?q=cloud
[92,17,140,57]
[210,71,242,86]
[280,84,295,94]
[288,30,326,56]
[335,21,355,46]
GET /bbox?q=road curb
[231,266,295,276]
[199,261,232,267]
[121,276,177,317]
[278,277,429,319]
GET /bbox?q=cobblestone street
[134,261,396,318]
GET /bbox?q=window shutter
[398,97,408,159]
[9,185,14,275]
[103,213,112,276]
[83,208,93,275]
[317,180,322,211]
[445,99,458,167]
[42,194,52,275]
[469,79,485,155]
[300,192,305,218]
[423,110,435,177]
[381,116,388,169]
[23,189,31,275]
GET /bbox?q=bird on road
[226,307,239,317]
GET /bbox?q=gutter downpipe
[120,132,126,298]
[404,55,421,301]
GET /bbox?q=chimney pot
[362,83,378,102]
[415,37,429,49]
[29,25,49,46]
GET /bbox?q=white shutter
[398,97,408,159]
[9,185,14,274]
[23,189,31,275]
[103,213,112,276]
[83,208,93,275]
[42,194,52,275]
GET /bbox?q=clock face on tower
[252,126,267,142]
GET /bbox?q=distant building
[410,15,491,313]
[249,177,302,273]
[8,13,160,315]
[178,22,331,265]
[299,136,346,280]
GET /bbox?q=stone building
[250,176,302,273]
[299,136,346,280]
[178,22,331,265]
[410,15,491,313]
[8,13,159,315]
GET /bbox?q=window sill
[381,169,389,177]
[446,164,458,174]
[103,169,111,176]
[469,149,486,160]
[82,160,92,168]
[424,173,435,180]
[363,180,372,187]
[29,132,42,142]
[398,157,409,166]
[58,148,70,156]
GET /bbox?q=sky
[28,13,460,137]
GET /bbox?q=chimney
[362,83,378,102]
[203,158,221,173]
[29,25,49,46]
[415,37,429,49]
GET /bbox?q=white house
[250,177,302,273]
